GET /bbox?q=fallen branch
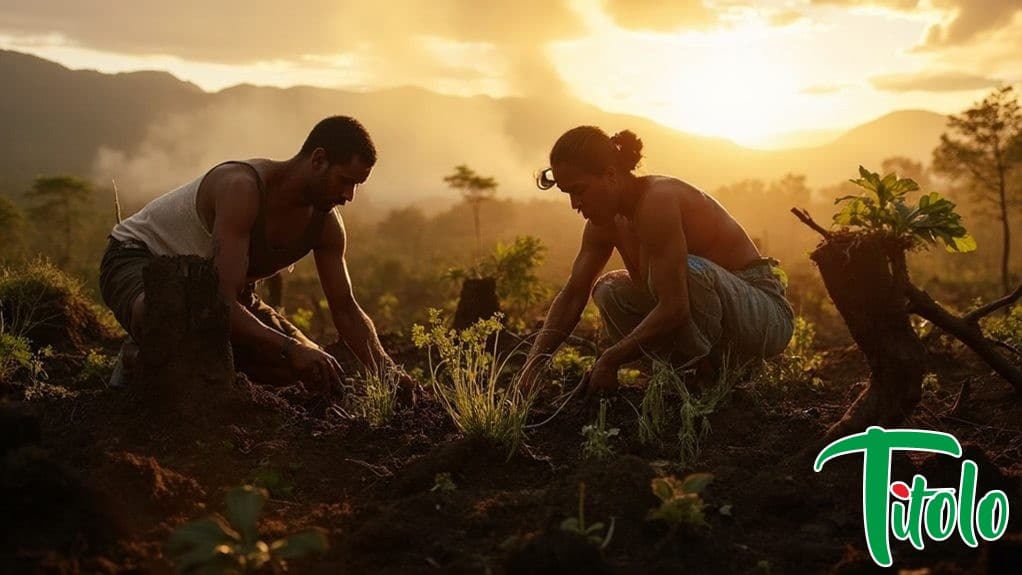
[904,282,1022,394]
[790,208,832,240]
[964,283,1022,324]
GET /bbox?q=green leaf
[270,529,329,559]
[719,504,733,517]
[948,234,977,253]
[225,485,268,543]
[167,517,238,554]
[586,522,605,535]
[681,473,714,494]
[560,517,581,532]
[651,478,675,502]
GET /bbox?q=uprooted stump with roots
[793,208,1022,443]
[811,233,925,437]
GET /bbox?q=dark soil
[2,317,1020,573]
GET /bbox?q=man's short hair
[300,116,377,165]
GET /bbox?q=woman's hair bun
[610,130,643,171]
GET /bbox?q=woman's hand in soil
[583,356,620,400]
[289,343,344,394]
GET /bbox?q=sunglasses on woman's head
[535,167,556,190]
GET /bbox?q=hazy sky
[1,0,1020,146]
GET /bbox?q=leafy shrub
[646,473,713,533]
[833,166,975,252]
[449,236,551,330]
[412,309,534,456]
[167,485,327,574]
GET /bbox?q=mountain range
[0,49,950,210]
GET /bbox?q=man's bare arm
[212,171,342,389]
[314,211,390,370]
[525,223,613,372]
[210,172,297,356]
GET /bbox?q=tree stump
[453,276,500,331]
[811,234,925,440]
[137,256,237,422]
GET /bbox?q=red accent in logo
[891,482,910,499]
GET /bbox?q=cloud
[811,0,1022,47]
[0,1,587,97]
[870,70,1001,92]
[769,10,807,27]
[600,0,720,32]
[921,0,1022,48]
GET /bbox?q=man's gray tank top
[110,161,329,280]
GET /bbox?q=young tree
[23,175,94,267]
[932,86,1022,292]
[443,165,497,256]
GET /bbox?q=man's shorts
[591,255,795,369]
[99,237,301,342]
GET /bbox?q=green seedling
[752,316,824,393]
[581,399,619,461]
[77,348,117,385]
[637,359,738,468]
[646,473,713,533]
[431,472,457,493]
[344,360,401,428]
[412,309,534,457]
[560,482,614,551]
[167,485,327,574]
[548,346,595,389]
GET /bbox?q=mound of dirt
[549,455,658,523]
[0,260,117,354]
[506,530,615,575]
[89,451,206,535]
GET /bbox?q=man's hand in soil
[583,355,620,401]
[386,363,420,407]
[289,343,344,395]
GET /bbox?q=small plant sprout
[636,358,740,468]
[560,482,614,551]
[345,359,401,428]
[431,472,457,493]
[411,309,535,457]
[167,485,327,574]
[581,399,619,461]
[646,473,714,534]
[548,345,595,388]
[753,316,824,393]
